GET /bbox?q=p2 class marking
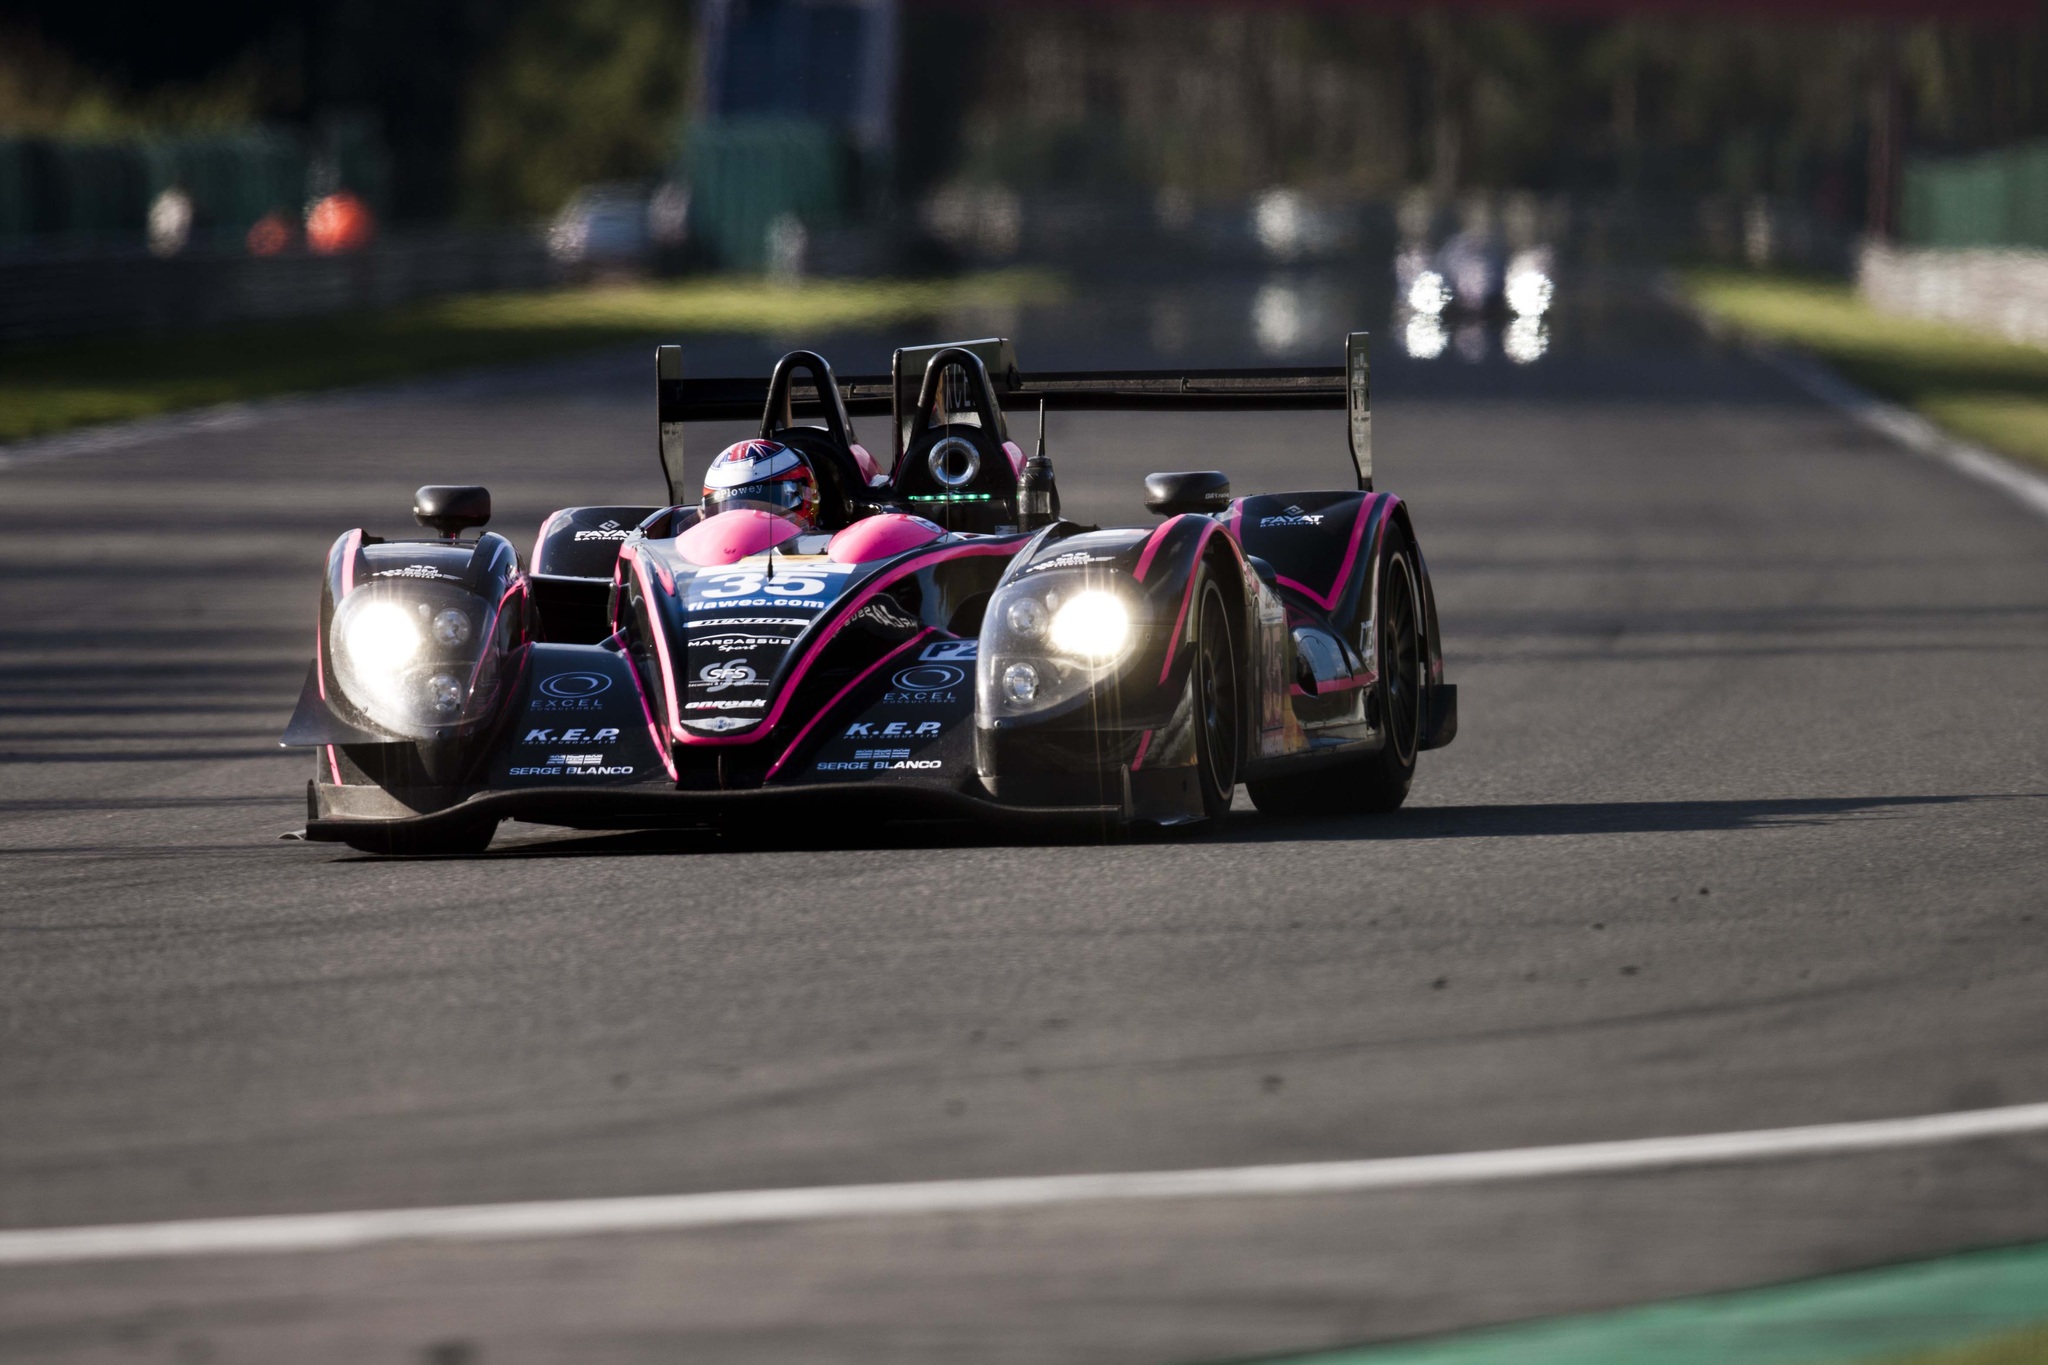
[5,1102,2048,1266]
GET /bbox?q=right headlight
[980,580,1141,720]
[329,582,496,739]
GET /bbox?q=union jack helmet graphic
[702,439,820,531]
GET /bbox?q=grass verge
[0,270,1064,445]
[1682,267,2048,472]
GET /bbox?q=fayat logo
[697,659,758,692]
[574,519,630,542]
[1259,503,1326,528]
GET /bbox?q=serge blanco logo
[1260,503,1325,527]
[574,519,629,541]
[697,659,758,692]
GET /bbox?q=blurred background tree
[459,0,693,223]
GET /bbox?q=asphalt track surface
[4,280,2048,1363]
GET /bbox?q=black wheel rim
[1382,554,1421,765]
[1197,585,1239,800]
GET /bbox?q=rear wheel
[1247,528,1422,818]
[1191,577,1241,822]
[340,818,499,856]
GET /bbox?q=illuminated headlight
[343,602,422,675]
[1047,591,1131,662]
[329,584,495,739]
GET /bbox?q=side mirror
[414,485,491,539]
[1143,470,1231,517]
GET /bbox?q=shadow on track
[359,792,2024,862]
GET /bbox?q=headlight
[329,583,495,739]
[1047,591,1130,662]
[980,580,1143,720]
[344,602,422,673]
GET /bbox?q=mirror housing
[414,485,491,539]
[1143,470,1231,518]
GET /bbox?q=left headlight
[329,583,494,739]
[980,581,1140,721]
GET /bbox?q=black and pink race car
[283,335,1456,853]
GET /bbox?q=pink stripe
[1132,515,1183,584]
[629,553,686,739]
[672,541,1016,747]
[325,745,342,784]
[617,633,680,782]
[1129,729,1153,771]
[1155,521,1220,686]
[764,630,935,780]
[1274,495,1378,612]
[339,529,361,596]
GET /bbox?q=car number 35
[695,570,833,599]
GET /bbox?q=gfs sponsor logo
[1259,503,1326,528]
[531,672,613,711]
[696,659,758,692]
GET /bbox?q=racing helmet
[702,439,820,531]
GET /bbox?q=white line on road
[5,1102,2048,1267]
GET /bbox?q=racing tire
[1191,576,1241,823]
[1247,526,1422,818]
[339,818,500,856]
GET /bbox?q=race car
[283,334,1456,853]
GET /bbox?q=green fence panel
[684,117,852,269]
[1903,136,2048,249]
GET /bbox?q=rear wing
[656,332,1372,502]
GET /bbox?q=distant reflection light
[1455,324,1488,363]
[1406,270,1451,317]
[1506,269,1554,319]
[1404,314,1448,360]
[1504,316,1549,364]
[1253,283,1307,355]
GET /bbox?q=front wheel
[1247,527,1422,818]
[1191,577,1241,823]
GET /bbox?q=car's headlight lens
[1005,596,1048,638]
[329,584,496,739]
[431,608,473,648]
[1001,661,1040,705]
[1047,591,1130,662]
[344,601,422,674]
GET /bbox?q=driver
[702,439,820,531]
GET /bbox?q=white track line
[1664,279,2048,524]
[1760,345,2048,522]
[5,1102,2048,1267]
